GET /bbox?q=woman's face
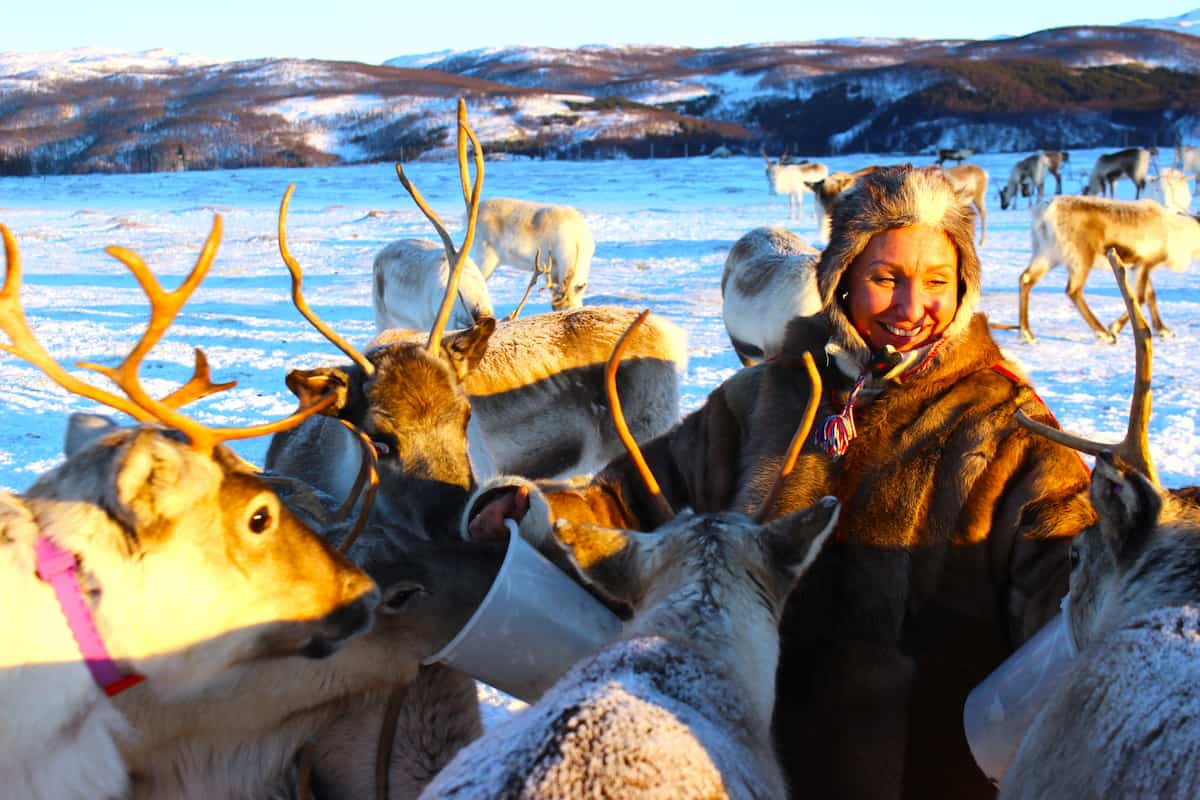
[844,224,959,353]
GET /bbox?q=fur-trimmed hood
[816,164,981,380]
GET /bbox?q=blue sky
[4,2,1195,64]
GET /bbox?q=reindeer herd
[4,100,1200,799]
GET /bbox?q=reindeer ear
[1089,452,1161,567]
[551,518,643,607]
[284,367,351,415]
[106,429,220,536]
[441,316,495,380]
[763,496,839,579]
[64,412,120,457]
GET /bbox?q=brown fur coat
[478,312,1093,799]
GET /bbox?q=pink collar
[34,535,145,697]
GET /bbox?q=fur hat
[816,164,981,376]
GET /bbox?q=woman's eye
[1069,546,1080,569]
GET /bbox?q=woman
[467,165,1093,799]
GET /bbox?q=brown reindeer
[936,147,974,166]
[0,220,379,800]
[1003,250,1200,798]
[1017,195,1200,343]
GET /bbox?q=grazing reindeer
[0,221,379,800]
[1017,195,1200,343]
[471,197,595,311]
[1042,149,1070,194]
[763,148,829,220]
[1083,147,1155,198]
[720,226,821,366]
[421,329,840,800]
[372,238,494,333]
[1003,252,1200,799]
[1000,152,1053,210]
[936,147,974,166]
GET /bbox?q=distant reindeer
[721,226,821,365]
[0,221,378,800]
[1017,195,1200,343]
[763,148,829,220]
[1000,151,1069,210]
[422,337,840,800]
[471,197,595,311]
[1004,252,1200,799]
[810,166,882,239]
[936,147,974,166]
[1175,143,1200,177]
[1145,166,1195,214]
[1083,147,1155,198]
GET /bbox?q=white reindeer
[1017,195,1200,343]
[0,222,379,800]
[1145,166,1195,214]
[471,197,595,311]
[1175,143,1200,177]
[1004,254,1200,799]
[372,238,494,333]
[763,149,829,220]
[721,226,821,366]
[999,153,1048,210]
[1083,147,1155,198]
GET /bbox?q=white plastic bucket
[963,594,1080,786]
[423,520,624,703]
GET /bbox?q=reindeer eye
[249,505,272,534]
[1069,544,1081,570]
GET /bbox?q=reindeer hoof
[1097,330,1118,345]
[1019,329,1036,344]
[1158,327,1175,340]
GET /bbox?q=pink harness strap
[35,535,145,697]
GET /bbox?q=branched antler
[1,218,337,456]
[278,184,375,377]
[507,248,551,322]
[1016,247,1158,485]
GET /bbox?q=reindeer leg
[1065,265,1117,344]
[1112,266,1171,339]
[1018,257,1053,343]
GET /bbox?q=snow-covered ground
[2,147,1197,723]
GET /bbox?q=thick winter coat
[467,166,1094,799]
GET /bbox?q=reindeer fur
[373,239,494,334]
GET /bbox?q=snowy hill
[1124,9,1200,35]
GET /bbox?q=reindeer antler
[507,248,550,322]
[2,219,337,456]
[278,184,375,377]
[393,98,485,354]
[605,309,674,525]
[754,351,822,522]
[1016,248,1158,485]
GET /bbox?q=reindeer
[420,322,840,800]
[720,226,821,366]
[1083,147,1155,199]
[936,147,974,166]
[0,220,379,800]
[1042,149,1070,194]
[1000,153,1049,210]
[471,197,595,311]
[1175,143,1200,177]
[1002,251,1200,799]
[1017,195,1200,343]
[372,238,494,333]
[810,166,881,240]
[763,149,829,220]
[1146,166,1195,214]
[268,111,686,520]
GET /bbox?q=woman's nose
[892,283,923,320]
